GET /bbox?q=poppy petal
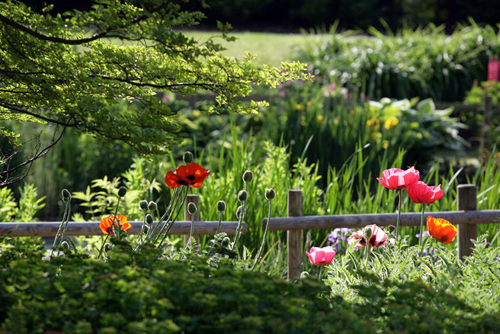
[165,171,183,188]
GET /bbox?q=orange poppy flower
[165,163,210,189]
[426,216,457,244]
[99,215,131,235]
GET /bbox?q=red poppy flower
[348,224,388,249]
[99,215,131,235]
[406,181,443,204]
[377,167,420,190]
[427,216,457,244]
[306,246,336,266]
[165,163,210,189]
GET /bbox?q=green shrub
[0,241,371,334]
[2,239,500,333]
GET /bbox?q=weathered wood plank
[457,185,478,259]
[262,210,500,231]
[0,221,247,237]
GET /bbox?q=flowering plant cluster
[84,152,277,273]
[307,166,457,269]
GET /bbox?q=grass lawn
[181,31,324,66]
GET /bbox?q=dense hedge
[1,238,500,333]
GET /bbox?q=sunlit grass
[181,31,324,66]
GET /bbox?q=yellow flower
[370,132,382,140]
[192,109,201,117]
[295,104,304,111]
[366,118,380,130]
[382,140,388,149]
[317,115,324,124]
[307,101,312,108]
[384,117,399,130]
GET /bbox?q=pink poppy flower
[377,167,420,190]
[306,246,336,266]
[488,57,499,82]
[406,181,443,204]
[348,224,388,249]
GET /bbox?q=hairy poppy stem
[396,188,402,246]
[112,197,122,239]
[364,243,370,268]
[215,211,223,235]
[251,199,272,271]
[187,214,195,250]
[157,187,188,248]
[50,198,71,260]
[419,204,426,251]
[97,234,110,260]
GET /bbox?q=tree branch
[0,126,67,186]
[0,2,170,45]
[1,103,78,127]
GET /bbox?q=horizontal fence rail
[1,195,246,239]
[262,210,500,231]
[0,221,247,237]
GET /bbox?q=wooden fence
[262,184,500,279]
[2,186,500,281]
[0,195,247,239]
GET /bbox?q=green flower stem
[419,204,426,250]
[147,187,181,241]
[150,186,185,244]
[59,202,72,244]
[50,199,71,260]
[215,211,223,235]
[157,187,188,248]
[97,234,110,260]
[364,244,370,268]
[251,199,272,271]
[138,210,147,245]
[396,188,402,248]
[233,209,245,252]
[187,214,195,250]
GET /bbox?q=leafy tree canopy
[0,0,309,184]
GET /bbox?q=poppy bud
[364,227,372,240]
[265,188,276,200]
[221,237,230,247]
[139,200,148,211]
[242,170,254,183]
[148,201,157,211]
[183,151,194,164]
[118,186,127,197]
[238,190,248,202]
[188,202,197,215]
[61,189,71,203]
[217,200,226,212]
[236,205,246,218]
[145,214,154,225]
[61,241,70,250]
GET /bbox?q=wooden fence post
[457,184,477,260]
[287,190,302,280]
[184,194,200,246]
